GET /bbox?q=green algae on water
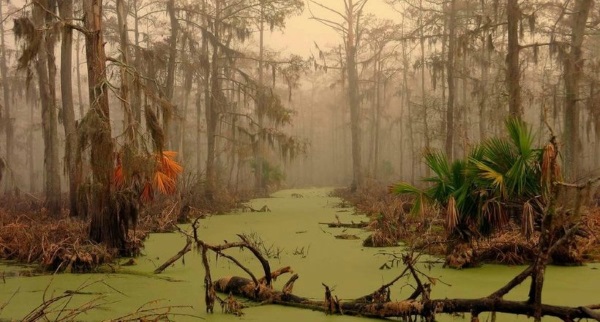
[1,188,599,321]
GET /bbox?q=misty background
[0,0,598,199]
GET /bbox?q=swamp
[3,188,600,321]
[2,0,600,321]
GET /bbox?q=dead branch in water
[190,140,600,320]
[191,215,600,320]
[191,228,600,320]
[153,237,192,274]
[210,251,600,321]
[318,221,369,228]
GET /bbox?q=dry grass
[336,181,600,267]
[334,181,425,247]
[0,209,114,272]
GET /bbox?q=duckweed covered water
[1,188,599,321]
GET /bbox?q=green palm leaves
[391,118,546,240]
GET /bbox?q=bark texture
[33,0,61,215]
[84,0,123,251]
[445,0,457,160]
[0,1,12,168]
[506,0,521,118]
[346,0,363,191]
[215,274,600,320]
[59,0,80,217]
[563,0,593,180]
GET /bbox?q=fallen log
[189,230,600,320]
[206,249,600,321]
[213,272,600,321]
[197,240,600,320]
[319,221,369,228]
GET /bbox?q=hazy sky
[265,0,401,57]
[0,0,402,60]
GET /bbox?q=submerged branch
[214,274,600,320]
[153,237,192,274]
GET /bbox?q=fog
[0,0,599,200]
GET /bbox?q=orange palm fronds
[114,164,125,188]
[113,150,183,202]
[153,171,177,195]
[153,151,182,196]
[140,182,154,202]
[158,151,183,178]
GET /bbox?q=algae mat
[1,188,599,321]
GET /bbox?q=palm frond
[471,158,506,198]
[159,151,183,178]
[505,117,534,158]
[140,182,154,202]
[114,164,124,189]
[482,137,515,172]
[389,182,423,196]
[154,171,176,195]
[390,182,427,217]
[389,117,547,240]
[424,150,451,181]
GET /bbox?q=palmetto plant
[391,118,550,241]
[114,150,183,203]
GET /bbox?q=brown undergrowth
[333,182,440,248]
[0,187,247,273]
[0,208,115,273]
[334,182,600,267]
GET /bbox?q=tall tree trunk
[254,0,266,195]
[117,0,134,145]
[29,102,36,192]
[165,0,179,150]
[59,0,79,217]
[460,1,473,158]
[563,0,593,180]
[402,40,414,183]
[196,0,210,176]
[373,57,382,179]
[346,0,362,191]
[445,0,457,160]
[84,0,122,251]
[0,1,12,170]
[479,0,490,141]
[507,0,521,118]
[33,0,61,215]
[592,80,600,166]
[132,0,142,125]
[76,32,85,118]
[440,13,447,145]
[47,0,61,212]
[205,0,221,200]
[419,0,430,175]
[179,35,192,160]
[195,73,203,174]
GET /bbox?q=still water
[1,188,599,321]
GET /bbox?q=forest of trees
[0,0,599,247]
